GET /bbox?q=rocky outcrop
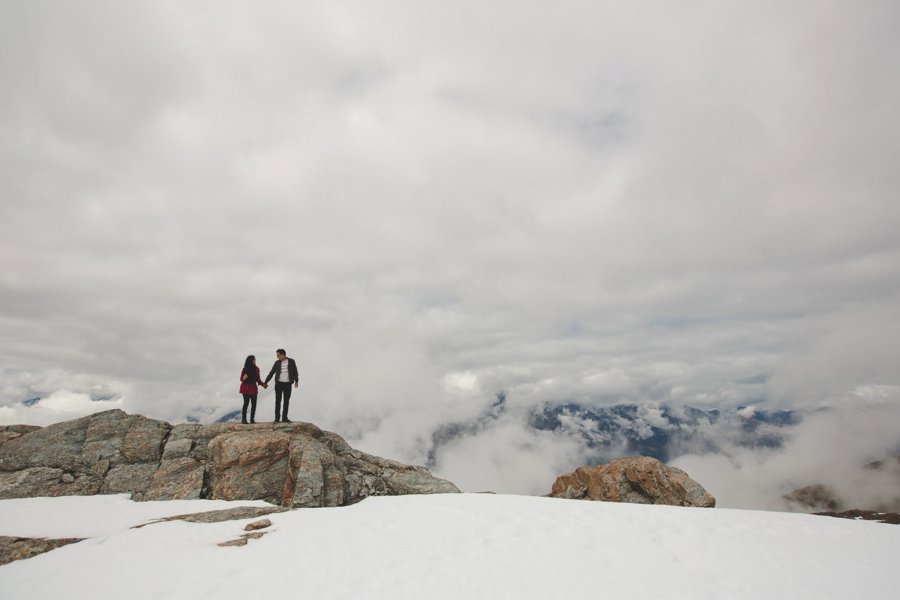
[217,518,275,548]
[133,506,290,528]
[0,425,41,445]
[814,510,900,525]
[783,458,900,514]
[0,410,459,507]
[549,456,716,507]
[1,506,288,565]
[783,484,841,512]
[0,536,83,566]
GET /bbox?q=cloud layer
[2,1,899,506]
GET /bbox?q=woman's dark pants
[241,394,257,423]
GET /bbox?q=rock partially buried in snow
[0,536,84,566]
[244,518,272,531]
[218,531,267,548]
[549,456,716,507]
[0,410,460,508]
[133,506,289,528]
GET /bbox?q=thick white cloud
[672,388,900,510]
[2,1,899,503]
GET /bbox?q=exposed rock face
[783,484,842,512]
[783,458,900,513]
[0,410,459,507]
[133,506,290,528]
[0,425,41,445]
[0,536,83,566]
[549,456,716,508]
[814,510,900,525]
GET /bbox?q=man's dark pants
[274,381,292,420]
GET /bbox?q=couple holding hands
[239,349,299,424]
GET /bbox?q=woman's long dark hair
[243,355,256,380]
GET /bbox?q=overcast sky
[2,1,899,501]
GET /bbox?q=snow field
[1,493,898,599]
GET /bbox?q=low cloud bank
[672,388,900,511]
[350,386,900,510]
[0,369,127,426]
[3,370,898,511]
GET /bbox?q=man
[264,348,299,423]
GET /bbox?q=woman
[239,355,267,424]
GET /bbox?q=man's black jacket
[265,358,299,385]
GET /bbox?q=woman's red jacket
[239,366,263,395]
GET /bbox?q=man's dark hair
[276,349,286,356]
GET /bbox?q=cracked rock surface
[549,456,716,507]
[0,410,459,507]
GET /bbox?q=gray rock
[145,458,205,501]
[81,412,132,467]
[121,419,170,463]
[0,467,101,498]
[387,467,461,496]
[0,425,42,446]
[218,531,266,547]
[0,410,460,507]
[101,464,159,497]
[0,414,92,472]
[287,436,340,507]
[92,458,111,477]
[134,505,289,527]
[161,438,193,461]
[178,508,285,524]
[0,467,63,498]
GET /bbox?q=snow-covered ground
[1,493,898,599]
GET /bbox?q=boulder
[0,410,459,507]
[783,484,842,512]
[783,459,900,513]
[550,456,716,508]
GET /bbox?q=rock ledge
[0,410,459,508]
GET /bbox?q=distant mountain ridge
[428,392,800,467]
[529,401,799,462]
